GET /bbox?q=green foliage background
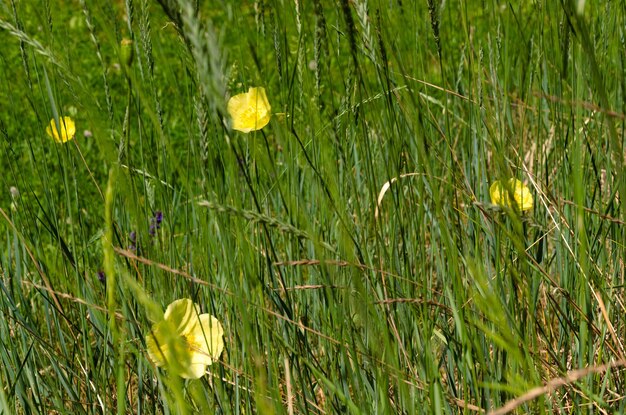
[1,0,626,413]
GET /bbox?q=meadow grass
[1,0,626,413]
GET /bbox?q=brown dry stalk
[284,356,295,415]
[489,360,626,415]
[275,284,346,291]
[114,247,231,295]
[0,207,63,312]
[560,198,626,225]
[533,91,625,120]
[591,289,626,361]
[454,398,485,413]
[375,297,452,313]
[274,258,355,268]
[22,280,124,321]
[274,258,422,288]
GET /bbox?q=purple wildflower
[149,211,163,237]
[97,270,106,284]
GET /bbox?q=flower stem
[104,163,126,415]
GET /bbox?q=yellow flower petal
[188,314,224,366]
[227,87,271,133]
[46,116,76,143]
[163,298,200,337]
[490,178,533,212]
[146,320,174,367]
[146,299,224,379]
[181,361,210,380]
[489,182,504,205]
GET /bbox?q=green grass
[1,0,626,413]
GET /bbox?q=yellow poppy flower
[489,178,533,212]
[227,87,271,133]
[146,298,224,379]
[46,116,76,143]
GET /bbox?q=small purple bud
[149,211,163,237]
[97,270,106,284]
[154,211,163,226]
